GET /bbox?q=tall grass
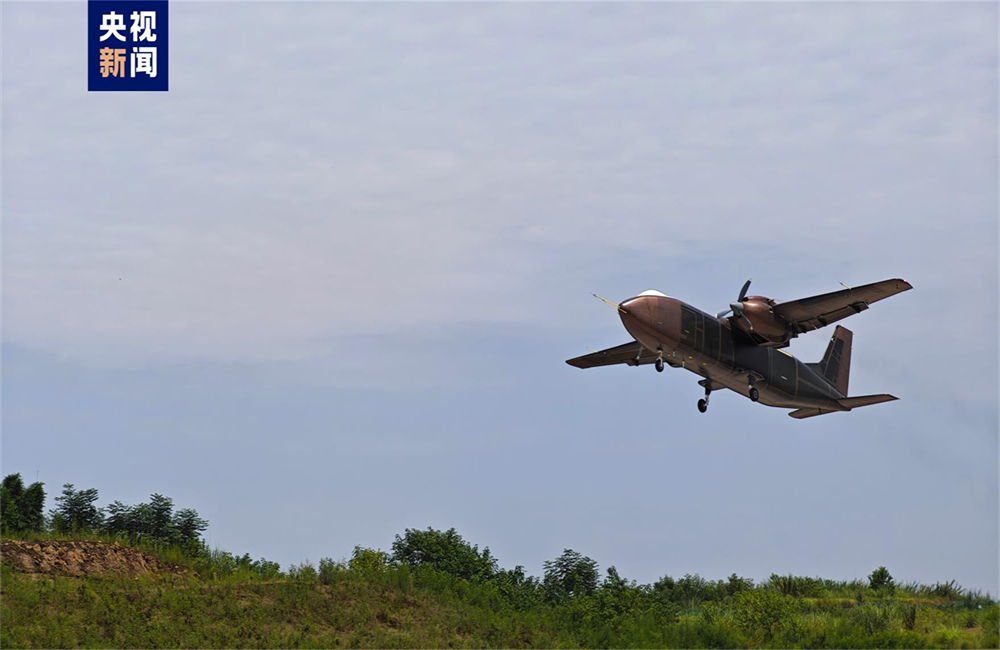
[3,535,998,649]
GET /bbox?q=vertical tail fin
[817,325,852,396]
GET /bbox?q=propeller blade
[741,313,754,331]
[738,278,752,302]
[716,308,732,319]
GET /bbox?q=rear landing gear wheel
[749,387,759,402]
[697,399,708,413]
[655,358,664,373]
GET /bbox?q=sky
[2,2,997,593]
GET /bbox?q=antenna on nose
[592,293,626,314]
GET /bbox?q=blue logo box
[88,0,168,91]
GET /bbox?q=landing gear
[697,385,711,413]
[749,387,759,402]
[655,351,664,373]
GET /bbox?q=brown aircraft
[566,278,913,418]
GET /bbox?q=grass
[2,535,998,649]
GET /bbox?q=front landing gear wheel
[697,399,708,413]
[655,358,664,373]
[749,387,760,402]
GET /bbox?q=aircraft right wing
[566,341,660,369]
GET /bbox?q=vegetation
[2,473,997,649]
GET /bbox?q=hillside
[2,537,997,649]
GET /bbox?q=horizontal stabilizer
[837,394,898,409]
[788,408,839,419]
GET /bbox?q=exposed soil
[1,539,187,577]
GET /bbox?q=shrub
[851,603,893,635]
[732,589,795,640]
[902,603,917,630]
[931,579,963,601]
[349,546,388,574]
[766,573,824,598]
[290,561,317,582]
[318,557,346,584]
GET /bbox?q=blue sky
[3,2,997,593]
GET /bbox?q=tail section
[792,329,898,419]
[789,394,898,419]
[812,325,852,396]
[837,394,898,409]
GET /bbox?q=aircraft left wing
[566,341,660,369]
[774,278,912,333]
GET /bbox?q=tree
[52,483,102,533]
[391,527,497,582]
[148,493,175,542]
[868,566,895,593]
[20,482,46,532]
[1,474,25,533]
[543,549,599,601]
[494,565,543,610]
[104,500,133,537]
[172,508,208,545]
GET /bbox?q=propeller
[717,278,754,330]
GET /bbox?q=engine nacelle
[733,296,793,345]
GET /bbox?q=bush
[349,546,388,574]
[318,557,346,584]
[653,573,727,608]
[931,579,963,601]
[851,603,893,635]
[766,573,825,598]
[289,561,317,582]
[732,589,795,640]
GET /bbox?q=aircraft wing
[774,278,912,333]
[566,341,659,369]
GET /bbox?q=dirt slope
[1,539,186,577]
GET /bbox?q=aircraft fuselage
[619,292,846,411]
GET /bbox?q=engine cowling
[732,296,792,345]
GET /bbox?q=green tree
[494,565,543,610]
[868,566,895,593]
[172,508,208,546]
[21,483,45,532]
[148,494,175,542]
[1,474,25,533]
[103,500,132,537]
[391,527,497,582]
[52,483,102,533]
[543,549,599,601]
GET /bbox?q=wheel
[749,387,759,402]
[697,399,708,413]
[655,358,664,373]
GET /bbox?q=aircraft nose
[619,292,680,348]
[620,295,658,326]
